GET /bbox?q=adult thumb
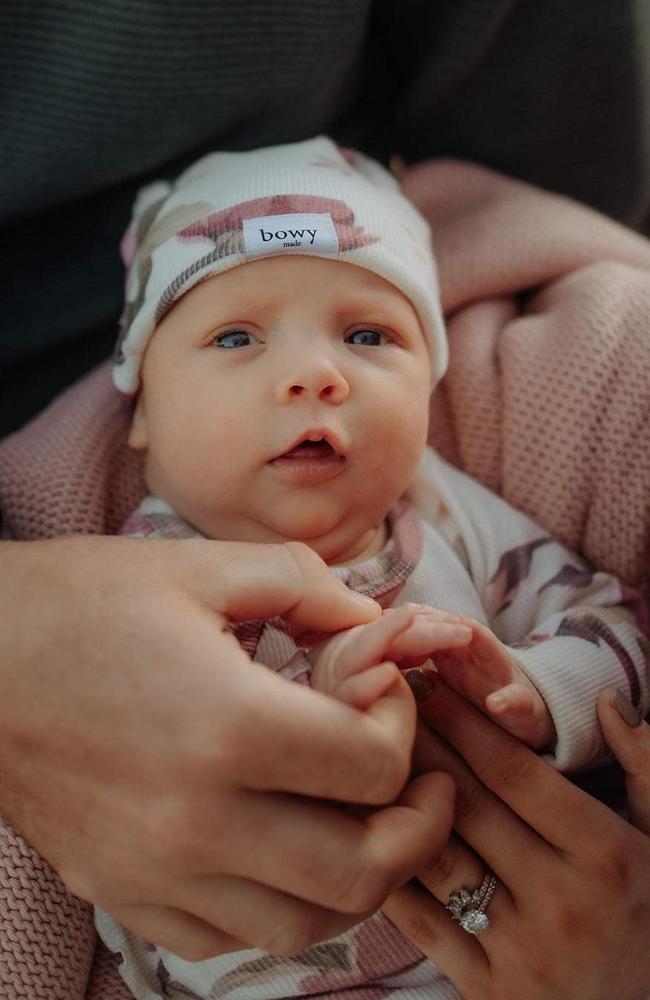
[597,688,650,835]
[174,538,381,631]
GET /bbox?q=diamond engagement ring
[446,873,498,935]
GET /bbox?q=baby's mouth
[269,434,346,484]
[281,439,337,459]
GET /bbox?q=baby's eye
[346,329,389,346]
[213,330,257,349]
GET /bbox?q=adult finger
[102,772,455,959]
[100,903,246,962]
[309,604,418,681]
[383,880,488,993]
[227,667,417,804]
[409,714,551,881]
[405,673,552,880]
[169,772,456,915]
[167,537,381,628]
[407,668,621,857]
[597,688,650,834]
[159,875,370,957]
[414,831,512,928]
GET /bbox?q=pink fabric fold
[1,159,649,998]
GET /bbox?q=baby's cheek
[368,414,426,490]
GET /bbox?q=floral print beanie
[112,135,447,394]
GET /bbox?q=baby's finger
[326,605,418,680]
[440,616,517,680]
[597,688,650,834]
[485,683,556,748]
[388,617,472,667]
[336,661,400,710]
[432,648,489,706]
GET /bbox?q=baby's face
[130,256,432,564]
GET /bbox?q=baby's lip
[274,428,348,460]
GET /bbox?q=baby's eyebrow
[333,293,409,318]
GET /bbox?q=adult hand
[0,537,454,960]
[597,687,650,834]
[383,669,650,1000]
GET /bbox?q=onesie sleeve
[416,450,649,771]
[276,649,312,686]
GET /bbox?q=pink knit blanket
[1,160,650,998]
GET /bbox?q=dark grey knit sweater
[1,0,649,433]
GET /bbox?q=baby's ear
[128,393,149,450]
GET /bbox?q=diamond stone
[460,910,489,935]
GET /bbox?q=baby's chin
[270,519,389,566]
[325,522,388,565]
[181,507,387,566]
[256,504,390,564]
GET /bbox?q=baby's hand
[309,604,473,709]
[432,616,556,749]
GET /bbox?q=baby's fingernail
[611,689,642,728]
[405,669,435,702]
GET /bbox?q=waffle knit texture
[1,159,650,997]
[112,137,447,393]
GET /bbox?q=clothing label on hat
[243,213,339,258]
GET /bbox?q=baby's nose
[276,358,350,404]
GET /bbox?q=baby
[98,137,648,999]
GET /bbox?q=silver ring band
[446,872,498,935]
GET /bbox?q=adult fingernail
[354,593,380,606]
[611,689,642,728]
[405,669,435,702]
